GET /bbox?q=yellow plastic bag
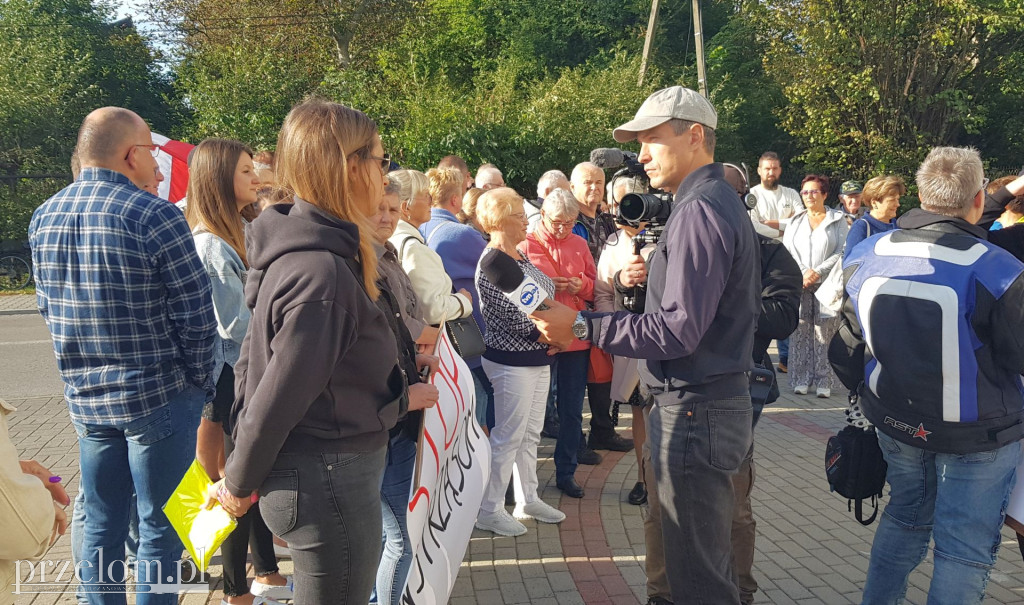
[163,459,237,571]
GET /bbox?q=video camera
[589,147,674,238]
[590,147,676,313]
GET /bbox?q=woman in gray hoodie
[207,100,408,605]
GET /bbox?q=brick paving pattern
[9,367,1024,604]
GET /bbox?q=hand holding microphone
[480,250,552,314]
[480,249,577,350]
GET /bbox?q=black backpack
[825,425,887,525]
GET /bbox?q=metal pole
[692,0,708,98]
[638,0,661,87]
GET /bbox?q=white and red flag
[152,133,194,203]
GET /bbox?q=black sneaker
[541,420,560,439]
[577,444,602,465]
[647,598,673,605]
[627,481,647,505]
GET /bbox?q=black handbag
[445,316,485,359]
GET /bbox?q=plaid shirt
[29,168,217,425]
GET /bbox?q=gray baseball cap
[613,86,718,143]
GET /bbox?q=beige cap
[613,86,718,143]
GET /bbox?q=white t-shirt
[750,184,801,240]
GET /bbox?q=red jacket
[519,225,596,352]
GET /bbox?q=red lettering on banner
[409,486,430,512]
[436,335,465,413]
[434,336,468,449]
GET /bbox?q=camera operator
[531,86,760,604]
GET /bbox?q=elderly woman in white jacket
[387,169,473,324]
[782,175,849,398]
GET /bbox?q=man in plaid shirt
[29,107,216,603]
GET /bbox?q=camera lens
[620,192,670,223]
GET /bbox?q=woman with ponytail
[208,100,408,604]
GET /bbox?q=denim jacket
[192,228,249,381]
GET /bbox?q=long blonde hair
[185,138,251,266]
[275,99,380,298]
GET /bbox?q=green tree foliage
[0,0,176,240]
[705,15,797,174]
[754,0,1024,178]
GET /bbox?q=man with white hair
[571,162,616,261]
[476,163,505,190]
[568,161,632,456]
[526,169,570,234]
[835,147,1024,604]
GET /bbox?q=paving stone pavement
[0,294,36,315]
[8,366,1024,604]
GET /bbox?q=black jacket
[754,235,801,365]
[832,209,1024,453]
[226,200,405,497]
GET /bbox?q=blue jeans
[554,350,590,484]
[375,432,418,605]
[648,393,752,604]
[777,338,789,365]
[73,490,139,604]
[72,385,204,605]
[471,365,495,430]
[861,432,1020,605]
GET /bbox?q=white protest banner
[401,327,491,605]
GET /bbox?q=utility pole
[692,0,708,98]
[637,0,660,87]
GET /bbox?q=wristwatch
[572,311,589,340]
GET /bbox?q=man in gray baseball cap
[530,86,760,604]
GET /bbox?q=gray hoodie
[225,199,404,497]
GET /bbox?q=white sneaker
[794,385,809,395]
[513,500,566,524]
[816,388,831,398]
[475,509,527,536]
[221,597,282,605]
[250,576,293,601]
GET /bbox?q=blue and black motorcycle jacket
[837,208,1024,454]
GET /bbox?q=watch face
[572,319,587,338]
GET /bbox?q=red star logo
[912,423,931,441]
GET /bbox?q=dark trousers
[648,394,753,604]
[553,350,590,482]
[259,447,387,604]
[221,434,278,597]
[586,381,616,440]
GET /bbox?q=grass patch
[0,286,35,295]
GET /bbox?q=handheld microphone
[480,250,551,315]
